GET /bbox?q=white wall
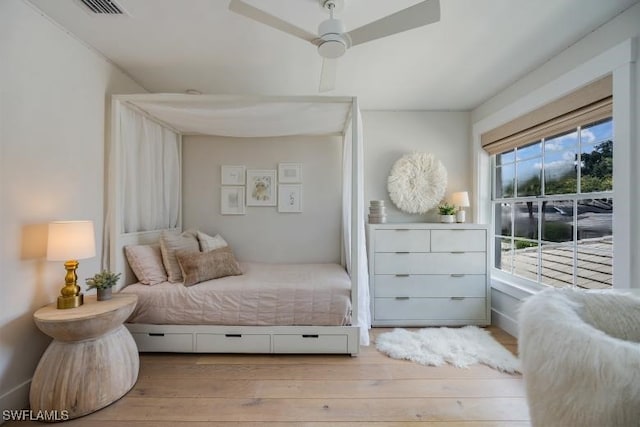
[362,111,472,223]
[0,0,145,416]
[471,3,640,335]
[182,112,473,262]
[182,135,343,263]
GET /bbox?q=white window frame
[472,39,636,294]
[491,119,613,289]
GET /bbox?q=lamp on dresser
[450,191,470,223]
[46,220,96,309]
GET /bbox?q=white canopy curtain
[343,109,371,346]
[110,94,370,345]
[119,106,180,233]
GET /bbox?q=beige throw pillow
[197,231,228,252]
[124,244,167,285]
[159,229,199,282]
[176,246,242,287]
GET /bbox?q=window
[482,75,613,290]
[492,117,613,289]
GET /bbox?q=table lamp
[450,191,470,223]
[47,220,96,309]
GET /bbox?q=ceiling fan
[228,0,440,92]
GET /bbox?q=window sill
[490,276,539,301]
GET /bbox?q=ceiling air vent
[79,0,126,14]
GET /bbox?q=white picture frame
[221,165,246,185]
[278,163,302,183]
[246,169,277,206]
[220,186,245,215]
[278,184,303,213]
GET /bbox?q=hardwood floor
[9,326,529,426]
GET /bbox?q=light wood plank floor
[9,326,529,426]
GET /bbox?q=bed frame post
[350,97,359,330]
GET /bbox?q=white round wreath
[387,152,447,214]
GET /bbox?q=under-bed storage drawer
[131,332,194,352]
[196,333,271,353]
[273,334,348,354]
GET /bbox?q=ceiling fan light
[318,39,346,58]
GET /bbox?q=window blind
[481,75,612,155]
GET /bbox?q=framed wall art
[246,169,277,206]
[221,165,246,185]
[278,184,303,213]
[278,163,302,183]
[220,186,245,215]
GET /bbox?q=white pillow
[159,229,199,282]
[124,244,167,285]
[197,231,228,252]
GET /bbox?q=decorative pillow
[159,229,199,282]
[176,246,242,287]
[124,244,167,285]
[197,231,228,252]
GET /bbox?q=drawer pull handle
[450,274,465,278]
[451,297,466,301]
[302,334,319,338]
[394,229,410,232]
[395,274,410,277]
[225,334,242,338]
[395,251,410,254]
[451,251,465,254]
[395,296,410,300]
[149,333,165,337]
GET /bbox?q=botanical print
[247,170,277,206]
[220,187,245,215]
[278,184,302,213]
[221,165,246,185]
[278,163,302,183]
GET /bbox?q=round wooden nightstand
[30,293,139,420]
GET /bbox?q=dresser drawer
[431,229,486,252]
[374,274,486,297]
[273,334,348,354]
[374,297,487,320]
[375,252,486,275]
[195,333,271,353]
[131,332,194,352]
[375,229,430,252]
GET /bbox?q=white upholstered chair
[518,288,640,427]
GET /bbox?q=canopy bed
[106,94,369,355]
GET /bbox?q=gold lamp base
[57,259,85,310]
[58,294,84,309]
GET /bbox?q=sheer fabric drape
[120,107,180,233]
[343,110,371,346]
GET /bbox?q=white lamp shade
[450,191,470,208]
[46,221,96,261]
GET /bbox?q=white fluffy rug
[376,326,520,373]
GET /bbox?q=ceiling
[27,0,638,110]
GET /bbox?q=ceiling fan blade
[229,0,317,43]
[346,0,440,47]
[319,58,337,92]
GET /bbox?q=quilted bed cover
[122,262,352,326]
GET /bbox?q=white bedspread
[121,262,352,326]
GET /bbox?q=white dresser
[367,223,490,327]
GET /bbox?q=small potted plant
[86,270,121,301]
[438,202,457,223]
